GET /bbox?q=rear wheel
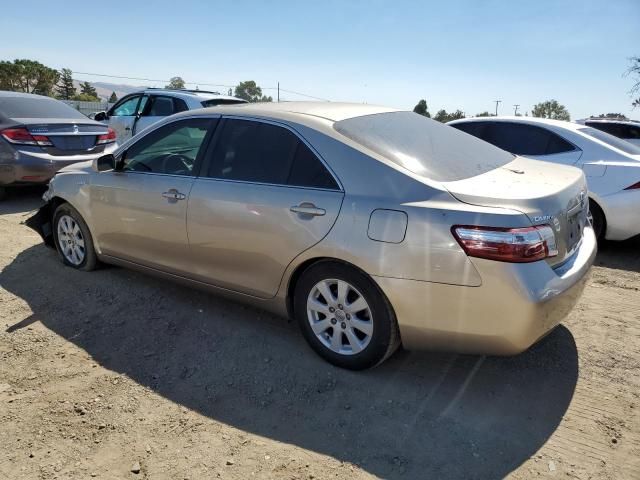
[589,199,605,241]
[53,203,98,271]
[294,262,400,370]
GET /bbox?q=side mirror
[93,154,116,172]
[94,111,108,122]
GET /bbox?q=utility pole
[277,82,280,103]
[494,100,502,116]
[513,104,520,116]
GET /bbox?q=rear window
[0,96,88,120]
[578,127,640,155]
[334,111,514,182]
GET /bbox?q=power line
[68,69,330,101]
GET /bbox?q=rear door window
[627,125,640,139]
[484,122,574,155]
[451,122,491,141]
[142,96,186,117]
[205,118,339,189]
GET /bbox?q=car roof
[196,101,399,122]
[137,88,244,102]
[0,90,53,99]
[448,115,585,132]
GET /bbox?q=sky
[1,0,639,119]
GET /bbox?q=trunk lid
[24,120,108,156]
[441,156,589,267]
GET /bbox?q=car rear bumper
[599,189,640,241]
[0,149,111,187]
[373,226,597,355]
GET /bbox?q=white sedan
[448,116,640,241]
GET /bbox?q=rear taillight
[624,181,640,190]
[1,127,51,146]
[452,225,558,263]
[96,127,116,145]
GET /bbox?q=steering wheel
[161,153,193,175]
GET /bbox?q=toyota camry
[27,102,596,369]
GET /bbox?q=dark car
[0,91,117,199]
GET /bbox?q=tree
[413,99,430,117]
[72,93,100,102]
[79,81,98,98]
[434,109,465,123]
[108,91,118,103]
[165,76,185,89]
[56,68,76,100]
[626,56,640,107]
[475,111,492,117]
[234,80,272,102]
[531,99,570,121]
[0,59,59,96]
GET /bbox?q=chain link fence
[62,100,115,118]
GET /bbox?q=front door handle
[290,203,326,216]
[162,189,186,201]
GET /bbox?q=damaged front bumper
[24,201,55,248]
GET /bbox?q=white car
[575,118,640,147]
[94,89,246,142]
[448,116,640,241]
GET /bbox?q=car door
[107,94,144,142]
[186,117,344,298]
[484,122,582,165]
[89,117,215,275]
[133,95,188,135]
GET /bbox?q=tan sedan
[27,102,596,369]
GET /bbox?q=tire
[0,186,7,201]
[52,203,98,271]
[589,199,605,241]
[294,261,400,370]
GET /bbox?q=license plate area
[50,135,96,150]
[566,210,584,255]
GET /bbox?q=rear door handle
[290,203,326,216]
[162,189,186,201]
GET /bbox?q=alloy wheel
[57,214,85,266]
[306,278,373,355]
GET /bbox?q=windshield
[578,127,640,155]
[0,96,89,120]
[334,111,514,182]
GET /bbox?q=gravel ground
[1,188,639,480]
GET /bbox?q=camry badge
[73,125,79,134]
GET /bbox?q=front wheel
[53,203,98,271]
[294,262,400,370]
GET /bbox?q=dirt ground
[1,188,639,480]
